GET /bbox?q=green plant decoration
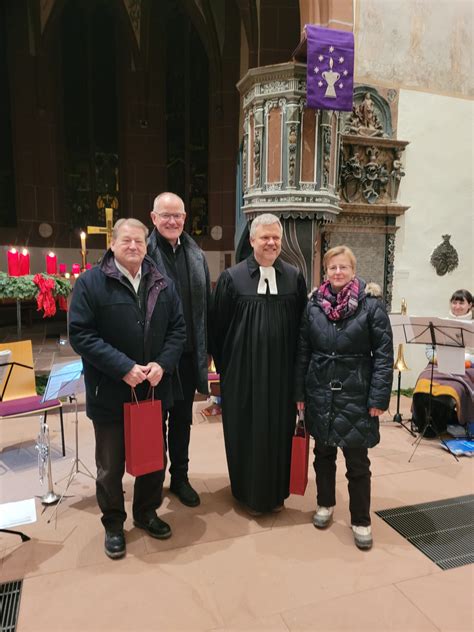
[0,272,72,300]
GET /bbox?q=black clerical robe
[211,255,307,512]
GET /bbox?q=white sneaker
[352,525,373,550]
[312,506,334,529]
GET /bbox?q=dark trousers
[164,352,197,483]
[313,442,371,526]
[92,420,165,531]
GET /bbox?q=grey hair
[152,192,185,213]
[249,213,282,239]
[112,218,149,241]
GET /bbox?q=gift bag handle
[130,386,156,405]
[295,409,307,437]
[130,387,139,405]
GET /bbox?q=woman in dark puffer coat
[295,245,393,550]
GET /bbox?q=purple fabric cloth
[0,395,61,418]
[306,25,354,112]
[413,367,474,425]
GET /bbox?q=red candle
[19,248,30,275]
[71,263,81,275]
[46,252,57,275]
[59,263,67,274]
[7,248,20,276]
[86,263,92,270]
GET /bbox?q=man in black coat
[148,192,211,507]
[69,218,186,559]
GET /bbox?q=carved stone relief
[430,235,459,276]
[340,141,406,205]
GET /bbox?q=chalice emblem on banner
[306,25,354,112]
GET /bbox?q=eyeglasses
[327,265,352,272]
[157,213,186,222]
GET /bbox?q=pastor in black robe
[211,255,307,512]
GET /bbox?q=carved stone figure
[254,132,261,186]
[430,235,459,276]
[347,93,384,138]
[390,150,405,201]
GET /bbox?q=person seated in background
[412,289,473,435]
[448,289,473,321]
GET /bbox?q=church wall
[2,0,66,248]
[391,89,473,386]
[353,0,473,387]
[118,2,167,227]
[355,0,473,99]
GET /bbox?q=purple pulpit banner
[306,25,354,112]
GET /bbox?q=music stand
[46,360,95,523]
[393,316,473,462]
[37,361,89,506]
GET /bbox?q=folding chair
[0,341,65,456]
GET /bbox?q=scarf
[316,277,360,321]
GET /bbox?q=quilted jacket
[294,279,394,448]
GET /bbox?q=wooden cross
[87,207,114,249]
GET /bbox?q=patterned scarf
[315,277,360,321]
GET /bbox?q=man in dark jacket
[148,192,211,507]
[69,218,186,559]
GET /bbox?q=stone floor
[0,324,473,632]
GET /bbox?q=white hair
[249,213,282,239]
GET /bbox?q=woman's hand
[369,407,384,417]
[296,401,305,411]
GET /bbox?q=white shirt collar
[114,259,142,293]
[257,266,278,295]
[172,236,181,253]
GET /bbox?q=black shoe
[104,530,126,559]
[170,479,201,507]
[133,515,172,539]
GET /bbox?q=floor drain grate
[0,579,23,632]
[376,494,474,570]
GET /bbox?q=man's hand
[296,401,305,411]
[369,407,385,417]
[123,364,150,387]
[144,362,164,387]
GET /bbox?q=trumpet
[35,415,60,505]
[394,297,409,372]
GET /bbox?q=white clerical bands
[257,266,278,295]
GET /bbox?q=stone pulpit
[237,62,343,287]
[237,64,409,306]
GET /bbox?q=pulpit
[237,62,342,287]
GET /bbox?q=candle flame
[10,247,17,254]
[48,251,55,257]
[65,273,70,279]
[22,248,28,255]
[80,231,86,239]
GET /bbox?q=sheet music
[437,346,466,375]
[41,359,84,402]
[0,498,37,528]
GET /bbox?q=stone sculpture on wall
[346,92,385,137]
[430,235,459,276]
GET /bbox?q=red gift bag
[289,412,310,495]
[124,389,164,476]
